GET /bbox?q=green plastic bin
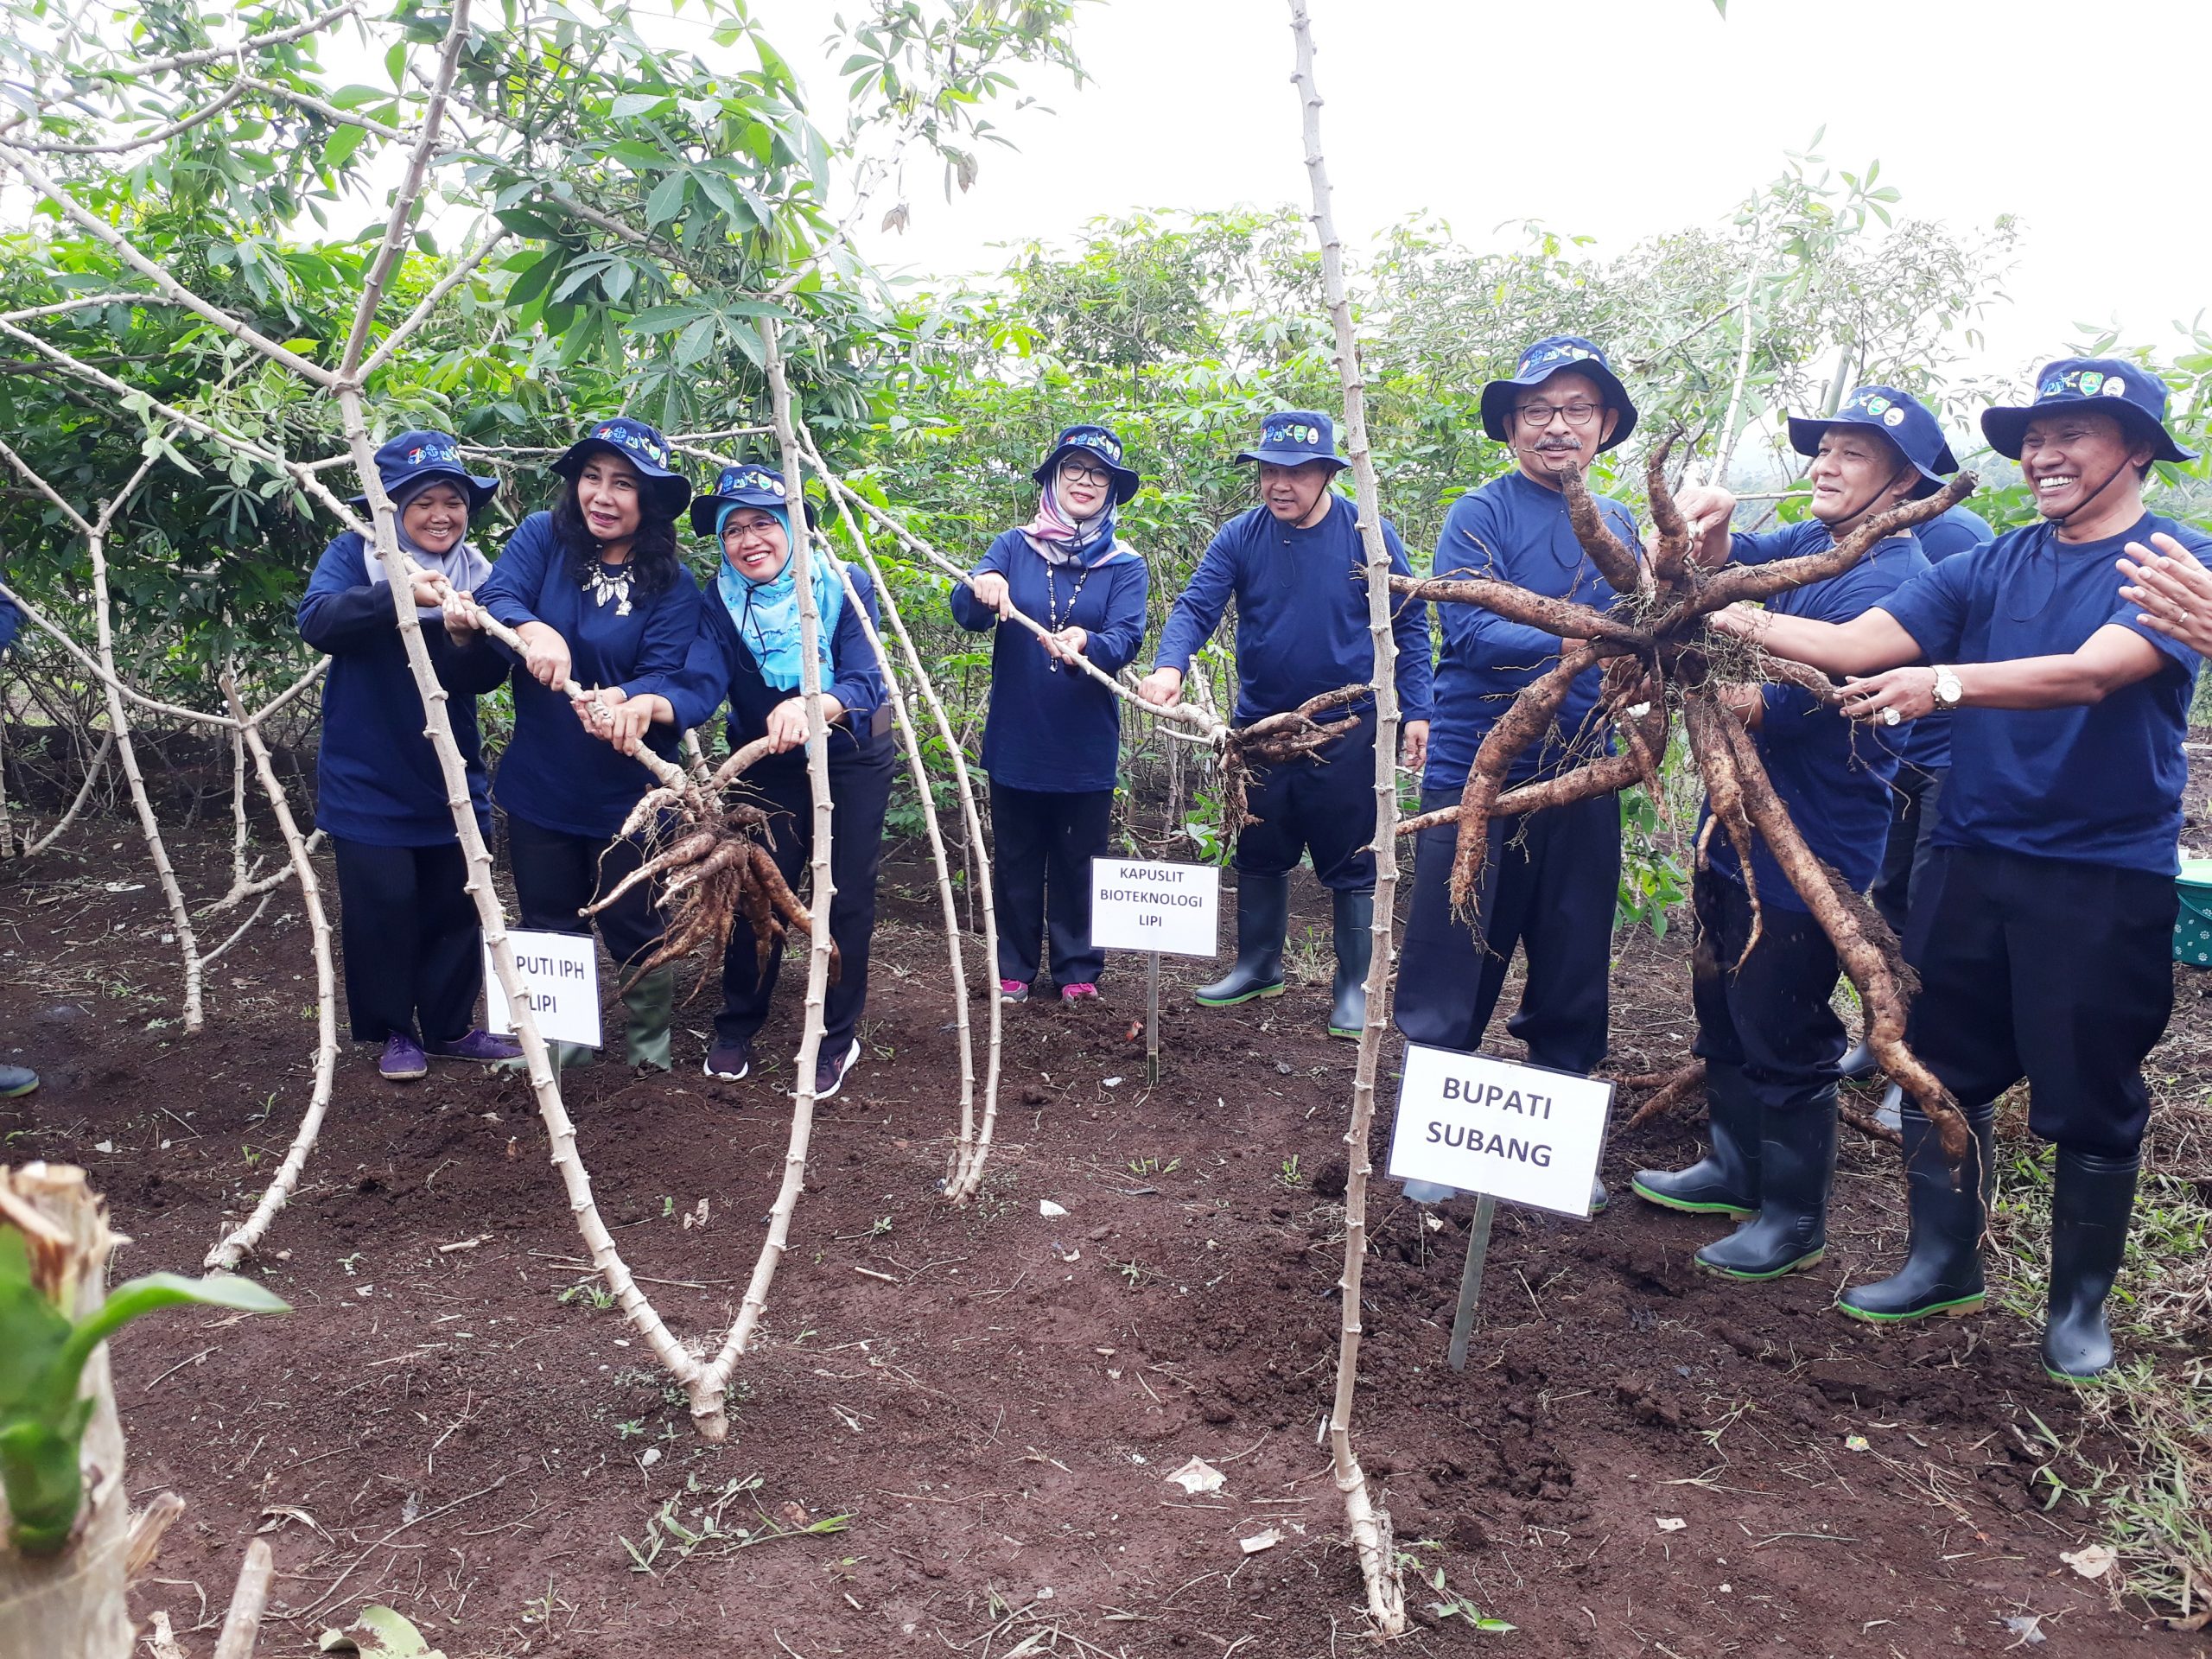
[2177,858,2212,966]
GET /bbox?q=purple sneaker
[379,1033,427,1081]
[1059,982,1100,1005]
[999,978,1030,1003]
[811,1039,861,1102]
[704,1041,751,1082]
[425,1028,524,1064]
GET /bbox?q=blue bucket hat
[1234,410,1345,471]
[551,416,695,518]
[347,429,499,515]
[1033,424,1141,504]
[690,462,818,537]
[1787,386,1958,500]
[1478,335,1638,452]
[1980,358,2196,464]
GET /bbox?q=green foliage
[0,1224,285,1554]
[1618,785,1688,938]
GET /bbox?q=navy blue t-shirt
[950,530,1149,794]
[666,558,887,784]
[0,588,17,654]
[1897,503,1995,774]
[1706,522,1927,908]
[1153,493,1433,726]
[474,512,703,840]
[297,532,506,846]
[1878,512,2206,876]
[1424,469,1638,790]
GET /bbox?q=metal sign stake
[1146,950,1161,1085]
[1446,1193,1497,1372]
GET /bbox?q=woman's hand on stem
[441,588,483,641]
[969,571,1014,620]
[409,569,454,609]
[574,687,670,756]
[515,621,571,690]
[765,693,848,753]
[1041,626,1088,664]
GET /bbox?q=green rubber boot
[1325,889,1374,1039]
[1696,1092,1836,1281]
[2042,1147,2138,1383]
[1194,873,1289,1007]
[1837,1102,1995,1324]
[1632,1060,1761,1218]
[621,964,677,1071]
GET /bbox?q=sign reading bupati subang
[1088,858,1220,958]
[1385,1044,1612,1217]
[484,928,602,1048]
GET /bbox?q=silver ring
[1880,707,1901,727]
[592,705,611,724]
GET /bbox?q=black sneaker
[812,1039,861,1102]
[703,1041,751,1081]
[0,1065,38,1099]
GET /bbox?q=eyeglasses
[1516,400,1604,429]
[722,518,782,544]
[1058,461,1113,487]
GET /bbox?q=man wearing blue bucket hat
[1396,335,1639,1213]
[1139,410,1433,1039]
[1633,386,1947,1281]
[1717,356,2211,1380]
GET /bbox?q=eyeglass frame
[1513,397,1609,429]
[1058,459,1116,488]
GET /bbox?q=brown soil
[2,825,2203,1657]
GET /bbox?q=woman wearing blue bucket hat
[1632,386,1948,1285]
[952,424,1149,1005]
[298,430,520,1082]
[447,415,702,1074]
[648,462,891,1100]
[1712,356,2211,1381]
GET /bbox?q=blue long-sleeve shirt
[1879,512,2207,876]
[950,530,1149,793]
[1706,522,1928,909]
[667,558,888,781]
[296,532,507,846]
[1424,469,1639,790]
[473,512,703,840]
[1152,494,1433,726]
[1897,503,1995,774]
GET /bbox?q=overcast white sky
[743,0,2211,387]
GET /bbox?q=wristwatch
[1931,665,1965,709]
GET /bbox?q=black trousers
[505,812,665,973]
[1872,763,1946,935]
[330,836,482,1045]
[990,780,1113,987]
[1234,714,1378,893]
[1690,868,1845,1112]
[1395,785,1618,1075]
[717,752,893,1053]
[1905,846,2175,1159]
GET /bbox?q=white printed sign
[484,928,602,1047]
[1089,858,1220,958]
[1385,1045,1612,1217]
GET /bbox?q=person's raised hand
[1137,666,1185,708]
[2117,531,2212,653]
[969,570,1014,620]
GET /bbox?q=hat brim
[1980,397,2196,465]
[1479,361,1639,452]
[691,493,819,537]
[552,438,694,517]
[1232,448,1348,470]
[346,467,500,517]
[1786,415,1954,499]
[1033,444,1141,505]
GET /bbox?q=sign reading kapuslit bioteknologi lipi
[484,928,603,1048]
[1386,1044,1612,1217]
[1089,858,1220,958]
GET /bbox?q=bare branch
[357,227,509,378]
[9,83,246,155]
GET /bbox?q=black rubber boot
[1697,1092,1836,1281]
[1837,1102,1994,1323]
[2042,1147,2139,1382]
[622,964,676,1071]
[1325,889,1374,1039]
[1837,1039,1878,1082]
[1194,873,1289,1007]
[1632,1061,1761,1217]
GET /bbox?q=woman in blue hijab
[608,463,891,1099]
[297,431,519,1082]
[951,424,1148,1003]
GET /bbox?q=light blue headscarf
[715,503,846,691]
